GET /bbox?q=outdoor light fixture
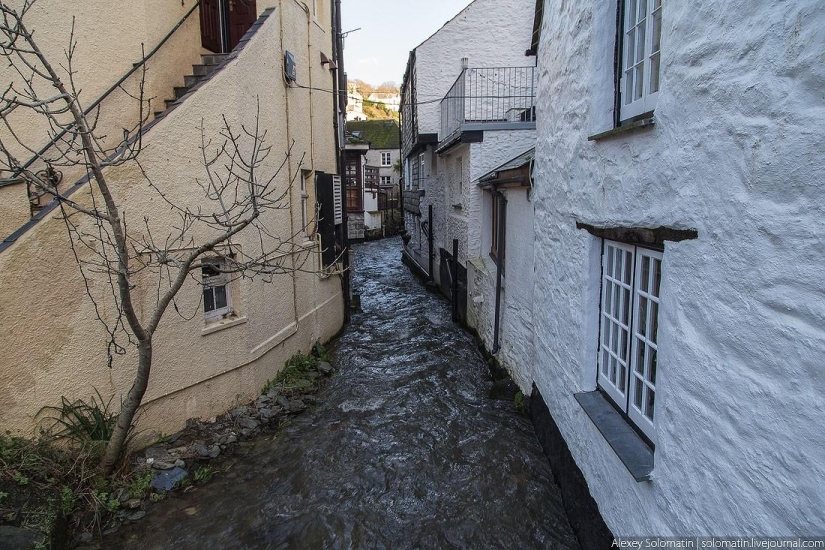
[284,50,297,83]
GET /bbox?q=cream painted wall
[0,184,31,237]
[0,1,205,223]
[0,0,308,241]
[0,0,343,441]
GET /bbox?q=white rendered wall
[532,0,825,536]
[413,0,536,139]
[467,185,535,392]
[364,148,400,189]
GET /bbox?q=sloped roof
[478,147,535,185]
[346,120,400,150]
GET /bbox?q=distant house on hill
[367,92,401,112]
[347,82,367,121]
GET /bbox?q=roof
[346,120,400,150]
[478,147,535,185]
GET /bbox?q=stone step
[173,86,189,100]
[183,74,201,88]
[192,64,218,77]
[164,98,177,109]
[201,53,229,66]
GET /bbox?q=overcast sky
[340,0,475,87]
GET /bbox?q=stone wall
[348,212,365,241]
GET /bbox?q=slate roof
[346,120,400,150]
[479,148,535,182]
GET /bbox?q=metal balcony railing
[440,66,537,145]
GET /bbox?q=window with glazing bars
[620,0,662,121]
[381,152,392,166]
[202,259,232,322]
[598,240,662,442]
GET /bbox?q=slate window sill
[587,117,655,141]
[575,390,654,482]
[202,316,248,336]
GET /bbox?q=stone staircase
[154,53,230,118]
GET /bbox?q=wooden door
[228,0,257,51]
[200,0,222,52]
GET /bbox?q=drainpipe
[452,238,459,322]
[397,115,403,238]
[492,188,507,355]
[332,0,351,321]
[428,204,434,282]
[278,2,301,333]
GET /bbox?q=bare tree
[0,1,328,473]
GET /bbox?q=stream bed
[106,237,579,549]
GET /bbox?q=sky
[340,0,475,88]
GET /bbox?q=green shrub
[127,472,153,499]
[194,466,213,483]
[60,486,75,516]
[514,391,527,414]
[261,342,330,395]
[37,389,119,444]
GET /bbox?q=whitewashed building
[400,0,538,382]
[348,120,401,238]
[346,82,366,121]
[367,92,401,112]
[526,0,825,545]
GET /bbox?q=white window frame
[619,0,662,121]
[380,175,392,186]
[202,259,232,322]
[381,151,392,167]
[300,172,310,237]
[597,240,662,443]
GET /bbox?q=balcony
[364,165,380,190]
[439,66,537,151]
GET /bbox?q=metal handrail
[4,1,201,180]
[440,66,537,142]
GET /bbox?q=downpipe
[492,190,506,355]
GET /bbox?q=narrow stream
[108,237,579,549]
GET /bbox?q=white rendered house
[527,0,825,544]
[400,0,538,384]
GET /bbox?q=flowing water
[107,237,579,549]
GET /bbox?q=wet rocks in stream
[80,349,338,542]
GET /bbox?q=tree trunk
[100,338,153,475]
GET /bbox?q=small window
[202,259,232,322]
[619,0,662,121]
[380,176,392,186]
[300,171,310,237]
[381,151,392,166]
[597,240,662,442]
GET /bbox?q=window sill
[202,316,248,336]
[587,116,655,142]
[574,390,654,482]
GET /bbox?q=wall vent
[332,175,343,225]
